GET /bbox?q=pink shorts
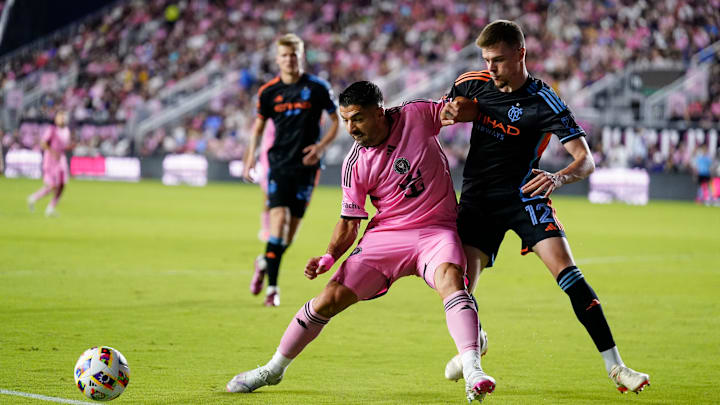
[43,167,67,188]
[330,227,466,300]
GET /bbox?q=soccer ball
[73,346,130,401]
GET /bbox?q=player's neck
[280,70,302,84]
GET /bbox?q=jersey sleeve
[531,84,586,144]
[321,85,337,113]
[41,126,53,145]
[316,79,337,113]
[340,145,368,219]
[405,100,445,137]
[446,71,490,100]
[541,108,586,144]
[256,88,273,120]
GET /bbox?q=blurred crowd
[587,127,718,175]
[0,0,718,169]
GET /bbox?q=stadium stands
[0,0,718,175]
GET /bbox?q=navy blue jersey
[447,70,585,201]
[257,73,337,172]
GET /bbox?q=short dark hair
[339,81,384,108]
[476,20,525,49]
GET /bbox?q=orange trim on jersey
[456,70,491,82]
[536,133,552,158]
[257,76,281,97]
[454,76,489,86]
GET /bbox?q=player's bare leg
[445,246,491,382]
[27,185,53,212]
[434,263,495,402]
[534,237,650,393]
[45,183,64,217]
[228,282,358,392]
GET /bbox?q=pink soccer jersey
[340,100,458,231]
[41,125,70,186]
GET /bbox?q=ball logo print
[393,157,411,174]
[74,346,130,401]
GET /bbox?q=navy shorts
[267,169,318,218]
[457,195,566,267]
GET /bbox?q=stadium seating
[0,0,718,172]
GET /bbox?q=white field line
[0,389,95,404]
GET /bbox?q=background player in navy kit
[441,20,650,393]
[243,33,339,307]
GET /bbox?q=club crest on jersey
[508,105,523,122]
[301,86,311,100]
[393,157,410,174]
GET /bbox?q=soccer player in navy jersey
[440,20,650,394]
[243,34,339,306]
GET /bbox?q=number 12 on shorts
[524,203,554,226]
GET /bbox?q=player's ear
[374,106,384,120]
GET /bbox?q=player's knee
[433,263,465,296]
[314,282,358,318]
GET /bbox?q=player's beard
[352,132,369,146]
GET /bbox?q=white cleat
[45,205,57,217]
[609,365,650,394]
[27,196,35,213]
[226,365,283,393]
[465,369,496,403]
[446,329,488,382]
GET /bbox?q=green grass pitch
[1,177,719,404]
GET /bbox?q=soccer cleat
[27,196,35,213]
[465,369,496,403]
[45,205,57,217]
[445,329,488,382]
[609,365,650,394]
[226,365,283,393]
[264,291,280,307]
[250,255,267,295]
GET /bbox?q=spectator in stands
[692,145,714,203]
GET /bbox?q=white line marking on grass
[0,389,95,404]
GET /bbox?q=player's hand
[521,169,565,198]
[242,159,256,183]
[304,256,332,280]
[440,100,462,126]
[302,144,323,166]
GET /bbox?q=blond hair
[276,33,304,54]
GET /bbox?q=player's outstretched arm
[305,217,360,280]
[521,137,595,198]
[242,116,267,182]
[440,96,478,126]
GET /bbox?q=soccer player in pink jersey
[228,81,495,402]
[27,111,72,217]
